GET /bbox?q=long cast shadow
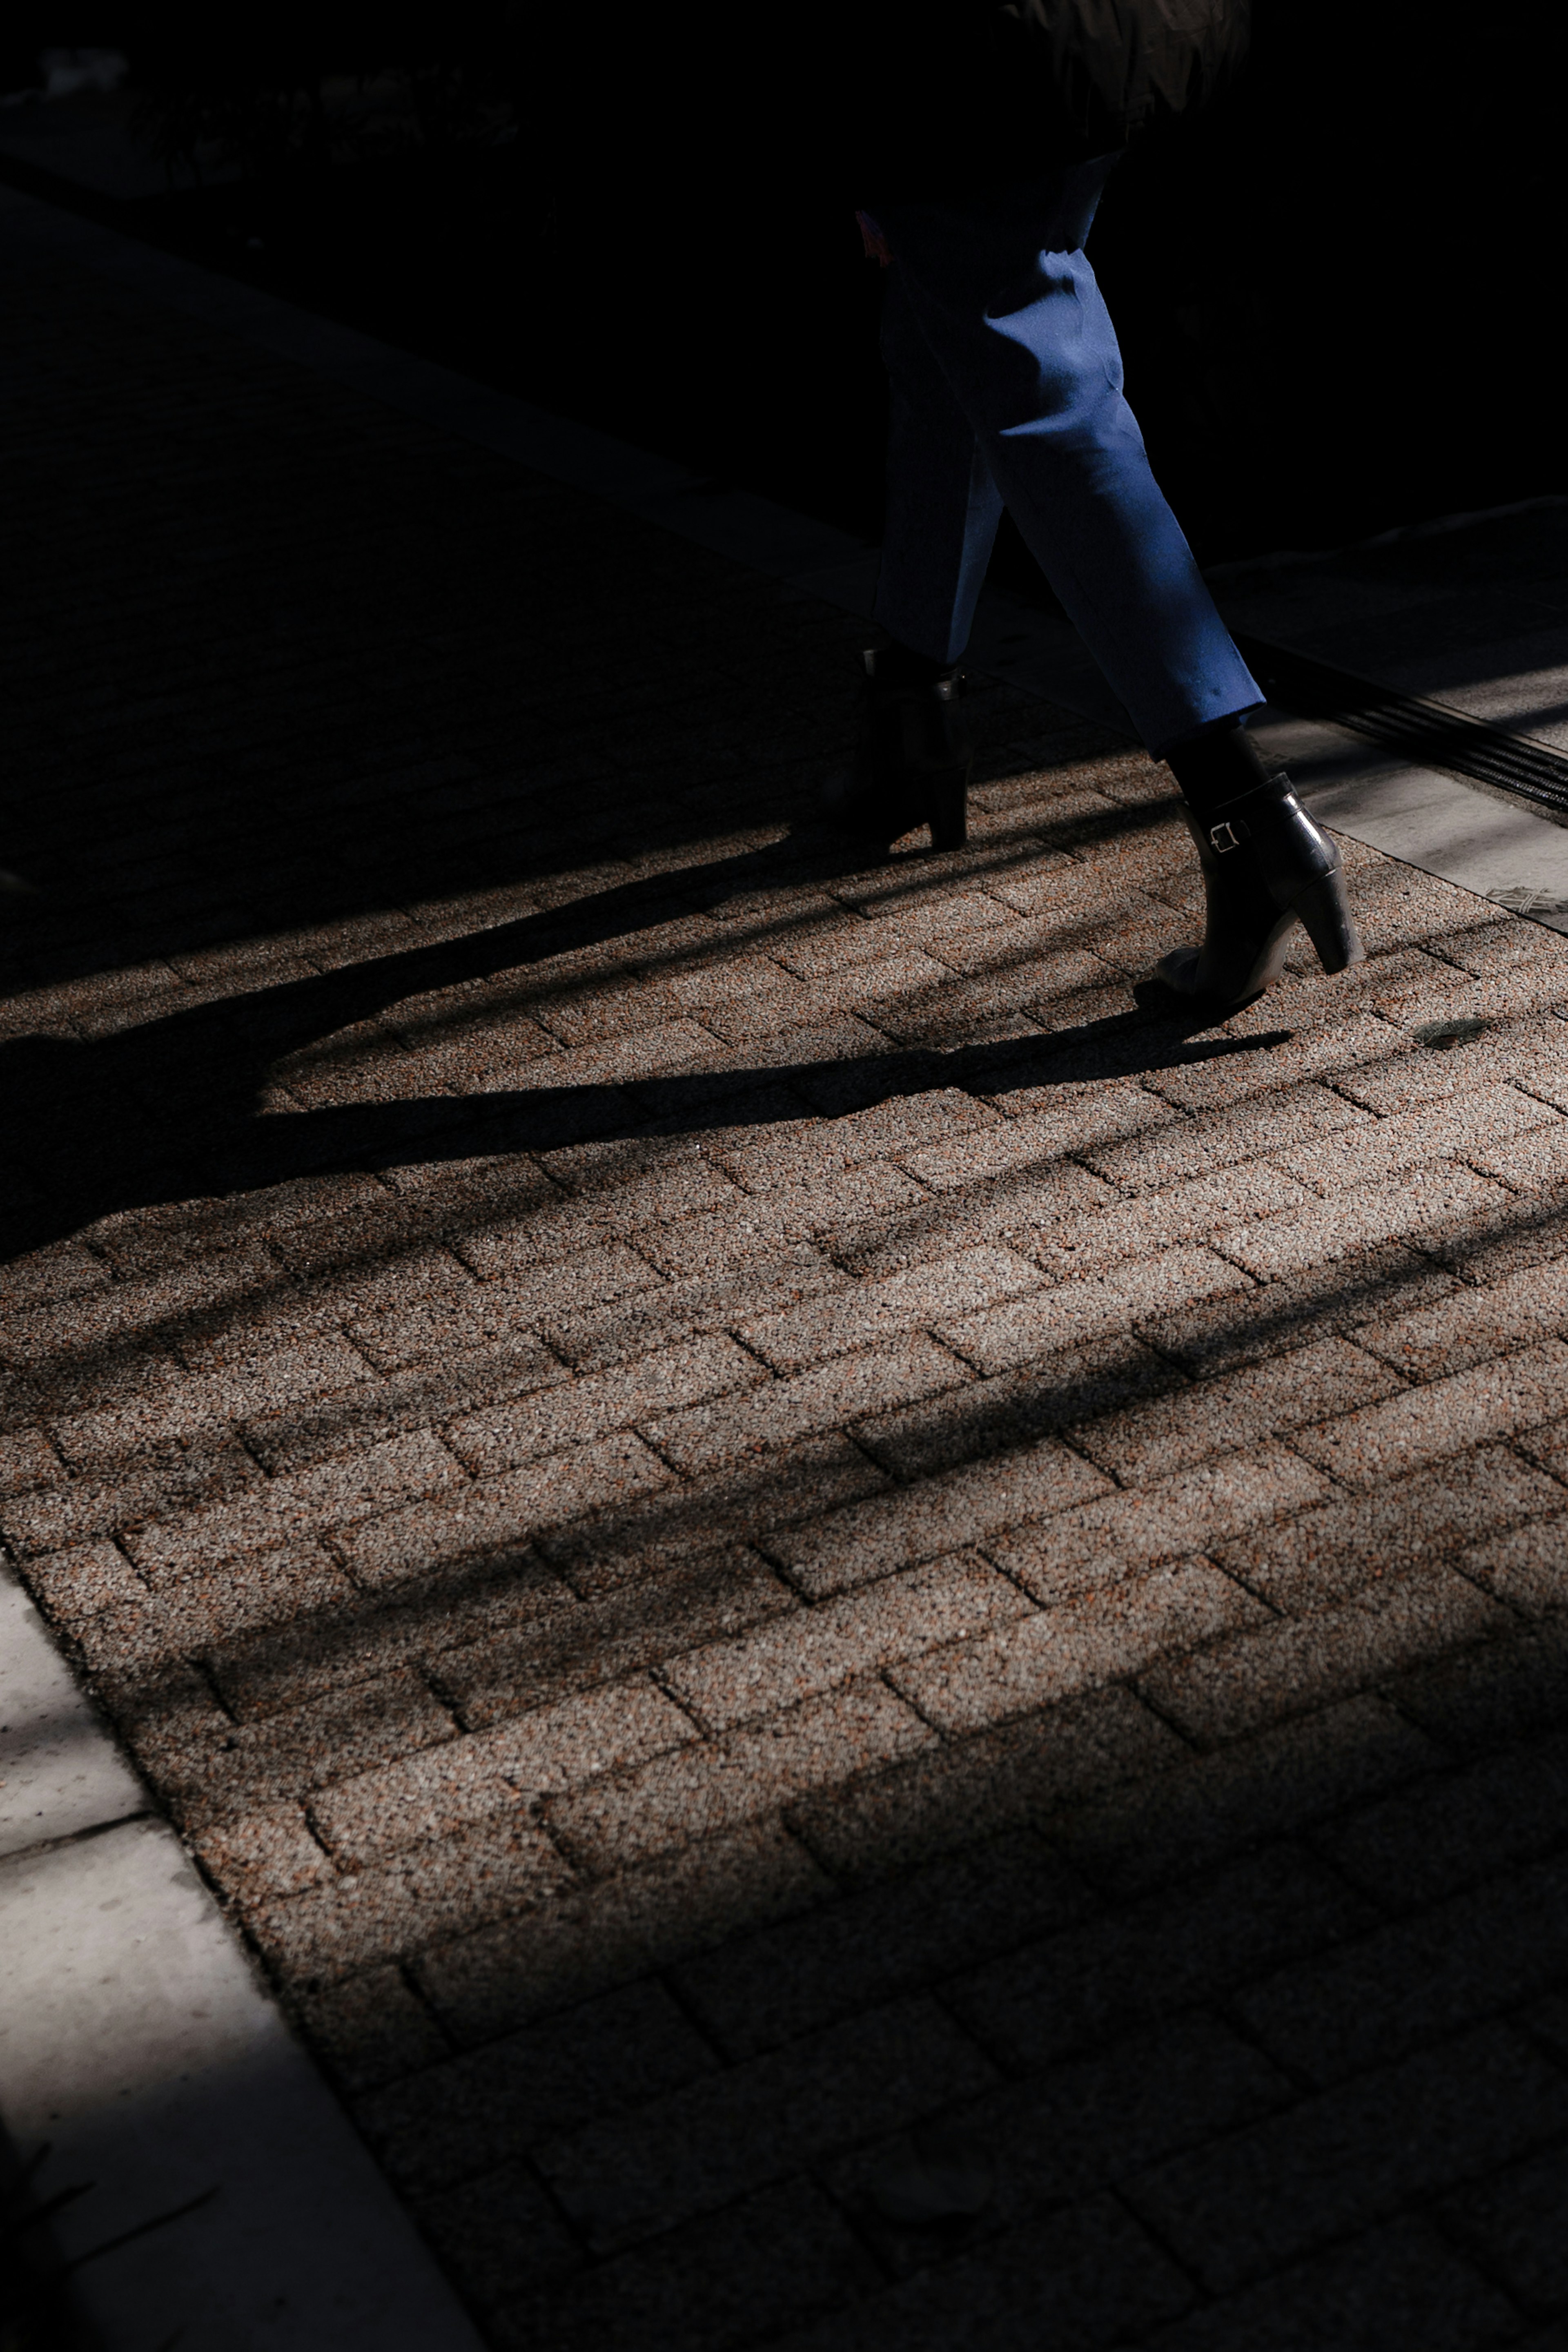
[2,821,1278,1259]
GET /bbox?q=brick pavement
[5,216,1568,2351]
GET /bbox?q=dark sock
[1163,718,1276,819]
[868,639,958,689]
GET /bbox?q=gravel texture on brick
[10,226,1568,2349]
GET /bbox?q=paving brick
[190,1799,334,1902]
[633,1203,829,1279]
[1459,1513,1568,1616]
[1214,1166,1514,1280]
[1139,1246,1462,1379]
[126,1432,465,1580]
[1217,1444,1566,1611]
[1135,2216,1522,2352]
[893,1562,1267,1736]
[1085,1081,1375,1195]
[1056,1695,1440,1895]
[662,1552,1029,1730]
[309,1678,697,1865]
[149,1667,458,1827]
[823,1159,1120,1282]
[1274,1081,1561,1194]
[989,1445,1331,1605]
[20,1534,150,1632]
[854,1333,1183,1479]
[543,1257,854,1372]
[1437,2142,1568,2314]
[39,1347,368,1459]
[0,1436,265,1558]
[1239,1844,1568,2086]
[1291,1339,1568,1487]
[735,1246,1046,1375]
[938,1246,1252,1375]
[1313,1728,1568,1909]
[538,1434,891,1590]
[1334,1008,1568,1117]
[416,1817,827,2044]
[237,1335,572,1472]
[0,1244,289,1365]
[830,2011,1288,2278]
[445,1334,763,1474]
[771,2191,1190,2352]
[292,1962,454,2093]
[495,2180,878,2352]
[147,1531,363,1676]
[790,1686,1185,1883]
[434,1547,796,1725]
[355,1977,718,2196]
[1434,1199,1568,1287]
[1140,1566,1510,1744]
[248,1806,577,1980]
[412,2161,585,2317]
[438,1227,662,1311]
[1519,1408,1568,1486]
[1073,1336,1403,1486]
[1385,1616,1568,1755]
[535,1994,993,2252]
[947,1842,1368,2068]
[644,1335,969,1476]
[0,1428,65,1497]
[0,1239,112,1316]
[333,1432,673,1588]
[1125,2023,1568,2292]
[1357,1257,1568,1382]
[1020,1161,1312,1282]
[712,1089,995,1190]
[896,1087,1172,1192]
[673,1828,1094,2058]
[1142,1013,1410,1113]
[772,1437,1110,1597]
[546,1677,933,1873]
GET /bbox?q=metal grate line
[1233,632,1568,819]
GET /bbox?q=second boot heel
[822,642,972,854]
[925,772,969,852]
[1289,868,1363,976]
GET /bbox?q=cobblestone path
[4,214,1568,2351]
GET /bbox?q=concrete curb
[0,1560,486,2351]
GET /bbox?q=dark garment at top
[584,0,1250,207]
[813,0,1252,203]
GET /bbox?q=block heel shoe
[1152,768,1365,1013]
[820,642,971,854]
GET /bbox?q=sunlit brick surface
[5,230,1568,2349]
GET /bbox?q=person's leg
[875,161,1259,755]
[870,165,1361,1003]
[873,261,1004,665]
[816,259,998,853]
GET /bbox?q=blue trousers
[871,160,1261,756]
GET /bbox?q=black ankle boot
[820,642,971,852]
[1155,729,1365,1010]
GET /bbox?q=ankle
[1164,718,1276,819]
[864,639,961,691]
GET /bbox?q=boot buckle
[1209,818,1251,853]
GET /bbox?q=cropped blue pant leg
[870,159,1261,756]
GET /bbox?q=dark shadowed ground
[4,175,1568,2352]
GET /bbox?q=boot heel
[1291,870,1365,975]
[925,771,969,852]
